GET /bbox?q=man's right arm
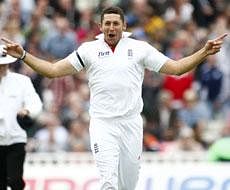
[23,52,77,78]
[1,37,77,78]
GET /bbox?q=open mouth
[108,34,115,38]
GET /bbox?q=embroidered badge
[94,143,99,154]
[128,49,133,58]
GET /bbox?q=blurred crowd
[0,0,229,154]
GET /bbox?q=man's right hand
[1,37,24,59]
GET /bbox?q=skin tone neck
[99,13,126,48]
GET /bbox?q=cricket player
[1,6,227,190]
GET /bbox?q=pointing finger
[214,33,228,41]
[1,37,15,44]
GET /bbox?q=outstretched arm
[1,37,77,78]
[159,33,228,75]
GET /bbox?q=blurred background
[0,0,230,189]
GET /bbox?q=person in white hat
[0,45,42,190]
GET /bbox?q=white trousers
[89,115,143,190]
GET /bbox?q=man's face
[0,64,8,79]
[100,14,126,47]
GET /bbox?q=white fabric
[89,115,143,189]
[0,45,17,64]
[67,33,169,118]
[0,71,42,145]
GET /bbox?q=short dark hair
[101,6,125,23]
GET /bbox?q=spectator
[66,118,90,152]
[60,90,87,127]
[42,15,77,59]
[191,0,218,27]
[163,126,204,152]
[34,112,68,152]
[199,55,223,118]
[49,0,81,29]
[178,88,211,129]
[164,0,194,26]
[75,7,100,44]
[163,30,195,107]
[210,14,230,116]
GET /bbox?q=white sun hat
[0,45,17,64]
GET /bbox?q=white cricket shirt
[67,32,169,118]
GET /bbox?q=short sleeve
[66,43,89,72]
[142,42,169,72]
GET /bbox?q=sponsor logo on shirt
[98,51,110,57]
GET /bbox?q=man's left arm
[159,33,228,76]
